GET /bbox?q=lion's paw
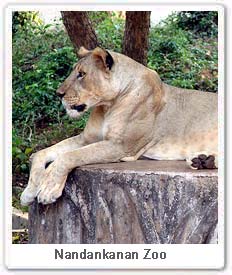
[37,181,66,205]
[36,166,67,205]
[37,187,62,205]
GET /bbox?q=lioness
[21,47,218,206]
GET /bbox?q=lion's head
[56,47,117,118]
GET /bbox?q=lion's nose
[56,87,65,98]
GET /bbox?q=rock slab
[29,160,218,244]
[12,207,28,230]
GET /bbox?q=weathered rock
[12,207,28,230]
[28,160,218,244]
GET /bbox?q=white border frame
[4,3,225,270]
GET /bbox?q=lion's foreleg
[20,134,85,206]
[37,140,126,204]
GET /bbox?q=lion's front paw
[20,166,47,206]
[37,176,67,205]
[37,162,68,205]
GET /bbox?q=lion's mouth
[62,100,88,118]
[70,104,87,112]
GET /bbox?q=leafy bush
[148,13,218,92]
[12,13,77,174]
[92,12,125,52]
[175,11,218,38]
[12,11,42,34]
[12,128,32,173]
[13,46,76,129]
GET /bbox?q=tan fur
[21,47,218,205]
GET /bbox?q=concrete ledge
[29,160,218,244]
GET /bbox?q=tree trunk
[28,160,218,244]
[61,11,98,53]
[122,11,151,66]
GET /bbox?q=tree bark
[61,11,98,53]
[122,11,151,66]
[28,160,218,244]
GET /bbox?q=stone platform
[29,160,218,244]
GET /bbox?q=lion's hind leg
[186,152,218,170]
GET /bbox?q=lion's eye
[77,71,86,79]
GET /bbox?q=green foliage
[12,128,32,173]
[148,13,218,92]
[12,11,42,34]
[89,11,125,51]
[13,46,76,128]
[12,231,28,244]
[175,11,218,38]
[12,14,72,71]
[12,187,29,213]
[88,11,110,28]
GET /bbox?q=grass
[12,230,28,244]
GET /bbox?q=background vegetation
[12,11,218,214]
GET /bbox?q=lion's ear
[78,46,91,58]
[92,47,114,71]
